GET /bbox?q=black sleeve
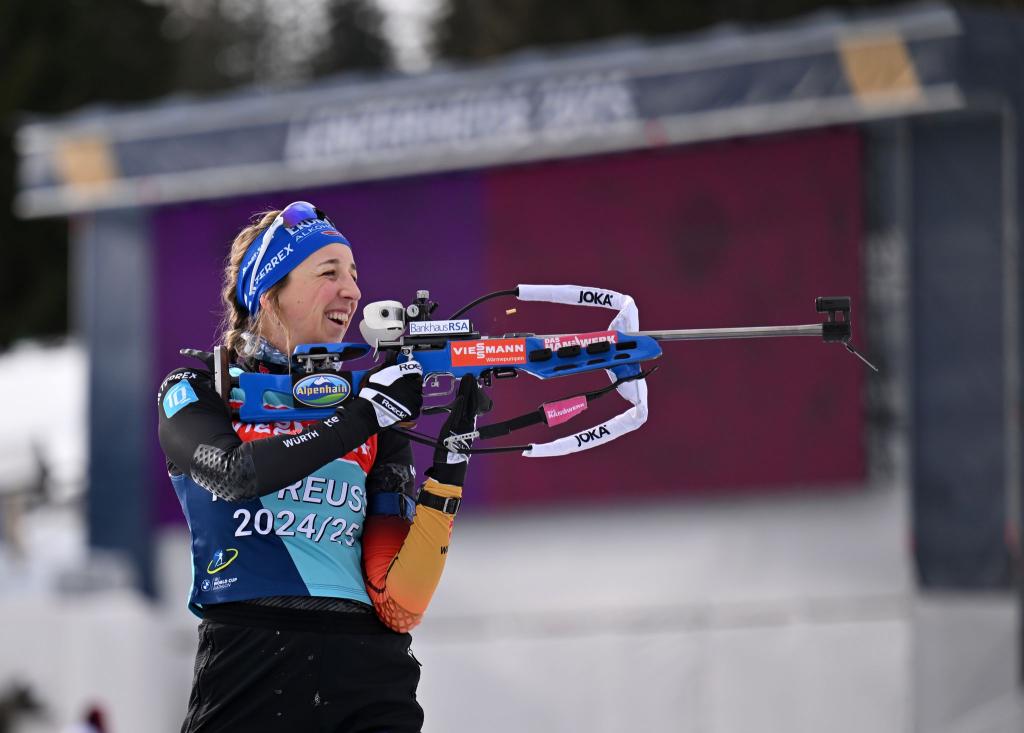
[157,368,378,502]
[366,428,416,497]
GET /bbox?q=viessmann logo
[450,338,527,366]
[207,548,239,574]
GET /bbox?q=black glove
[426,375,492,486]
[357,357,424,430]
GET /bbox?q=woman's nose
[341,276,361,302]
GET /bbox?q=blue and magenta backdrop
[151,127,864,524]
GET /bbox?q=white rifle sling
[515,284,649,458]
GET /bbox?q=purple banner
[151,128,863,523]
[478,127,864,505]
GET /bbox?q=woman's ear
[259,293,280,324]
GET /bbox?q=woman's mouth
[325,311,350,328]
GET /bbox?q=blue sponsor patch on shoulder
[163,380,199,418]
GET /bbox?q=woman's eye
[321,270,336,277]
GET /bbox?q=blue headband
[236,201,351,316]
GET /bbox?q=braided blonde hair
[219,210,287,357]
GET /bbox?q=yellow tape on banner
[838,32,923,107]
[54,135,119,190]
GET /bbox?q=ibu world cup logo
[293,373,351,407]
[206,548,238,575]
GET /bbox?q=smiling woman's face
[259,243,361,350]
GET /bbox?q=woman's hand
[426,375,492,486]
[357,359,424,430]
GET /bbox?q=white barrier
[3,483,1020,732]
[0,590,191,733]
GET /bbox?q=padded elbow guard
[189,442,259,502]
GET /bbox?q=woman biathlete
[157,201,487,733]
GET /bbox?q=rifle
[210,285,874,457]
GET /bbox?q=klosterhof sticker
[450,338,527,367]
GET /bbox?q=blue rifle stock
[234,332,663,423]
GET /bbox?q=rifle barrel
[628,323,823,341]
